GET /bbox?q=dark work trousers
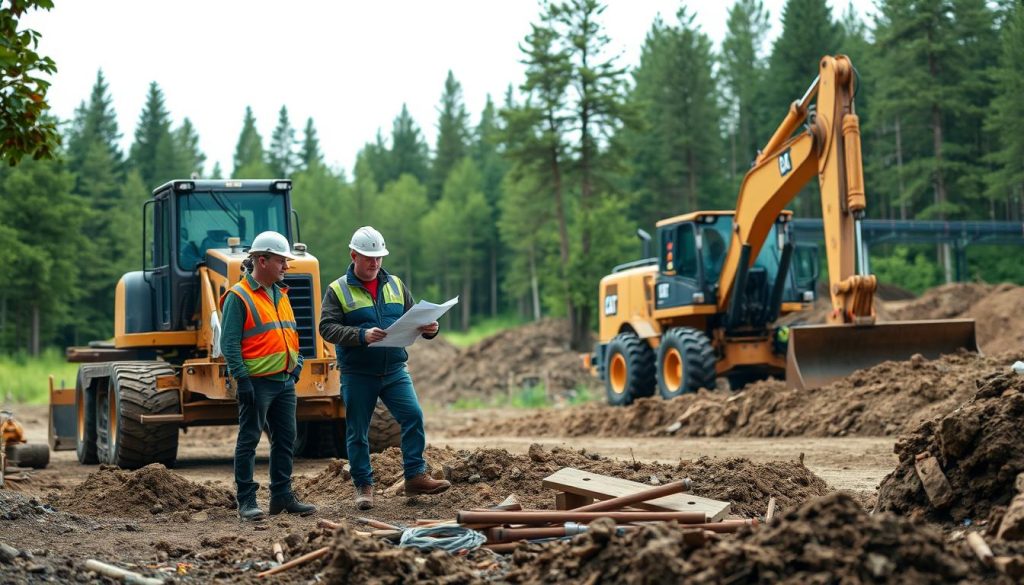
[342,367,426,487]
[234,377,297,502]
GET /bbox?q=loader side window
[660,224,698,280]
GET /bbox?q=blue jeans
[342,367,426,487]
[234,377,297,501]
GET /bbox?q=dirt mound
[322,521,486,584]
[410,319,595,405]
[505,492,997,584]
[58,463,235,517]
[889,282,1024,354]
[876,371,1024,522]
[452,350,1019,439]
[298,444,827,520]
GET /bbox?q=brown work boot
[355,484,374,510]
[404,473,451,495]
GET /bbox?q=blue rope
[398,524,487,553]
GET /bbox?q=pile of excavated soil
[876,371,1024,522]
[296,444,828,520]
[889,282,1024,354]
[450,350,1020,439]
[409,319,595,405]
[504,492,1002,584]
[57,463,235,517]
[322,521,489,584]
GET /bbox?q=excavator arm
[717,55,977,389]
[717,55,876,324]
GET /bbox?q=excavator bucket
[786,319,979,390]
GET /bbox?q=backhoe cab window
[660,224,698,279]
[177,192,288,270]
[701,220,731,286]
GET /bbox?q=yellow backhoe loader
[48,179,400,468]
[590,55,978,405]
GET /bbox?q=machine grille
[283,274,316,359]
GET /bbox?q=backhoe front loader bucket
[785,319,979,390]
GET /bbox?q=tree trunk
[490,242,498,317]
[461,260,472,331]
[31,303,40,357]
[529,246,541,322]
[895,115,907,220]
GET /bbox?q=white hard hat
[349,226,389,257]
[249,231,297,260]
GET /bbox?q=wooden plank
[542,467,730,522]
[555,492,594,510]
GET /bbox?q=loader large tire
[656,327,716,400]
[96,362,180,469]
[296,419,348,459]
[75,368,98,464]
[368,400,401,453]
[603,332,656,406]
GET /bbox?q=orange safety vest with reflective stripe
[219,278,300,377]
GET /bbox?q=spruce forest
[2,0,1023,355]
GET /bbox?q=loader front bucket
[785,319,979,390]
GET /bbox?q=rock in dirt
[57,463,235,517]
[505,493,998,584]
[876,371,1024,522]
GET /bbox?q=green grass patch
[0,348,78,404]
[448,382,599,411]
[441,314,529,348]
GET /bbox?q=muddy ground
[2,283,1024,583]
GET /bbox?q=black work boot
[238,497,266,521]
[269,494,316,516]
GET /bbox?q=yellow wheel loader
[48,179,400,468]
[590,55,978,405]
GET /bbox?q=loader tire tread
[106,362,180,469]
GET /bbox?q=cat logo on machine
[778,148,793,177]
[604,294,618,316]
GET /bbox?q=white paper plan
[368,296,459,348]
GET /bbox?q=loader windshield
[177,191,288,270]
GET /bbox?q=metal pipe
[457,510,708,525]
[568,479,693,513]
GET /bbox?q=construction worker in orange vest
[219,231,316,521]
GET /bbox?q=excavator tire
[96,362,179,469]
[75,368,98,464]
[368,400,402,452]
[656,327,716,400]
[603,332,656,406]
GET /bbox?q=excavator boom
[720,55,978,389]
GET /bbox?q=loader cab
[146,179,293,332]
[654,212,817,321]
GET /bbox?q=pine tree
[984,1,1024,218]
[299,117,323,171]
[66,69,122,176]
[129,81,180,188]
[174,117,205,178]
[625,9,724,229]
[388,104,430,186]
[721,0,771,184]
[764,0,842,216]
[473,94,509,316]
[430,70,470,201]
[268,106,298,178]
[233,106,269,177]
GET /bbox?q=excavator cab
[654,212,816,332]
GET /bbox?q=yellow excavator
[590,55,978,405]
[48,179,400,468]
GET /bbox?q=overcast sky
[23,0,875,177]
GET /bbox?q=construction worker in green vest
[319,226,451,511]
